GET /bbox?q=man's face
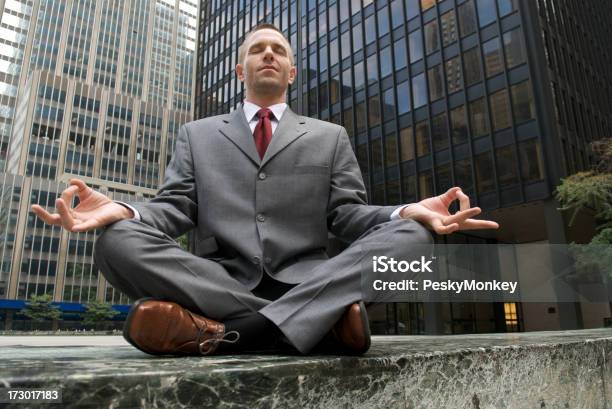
[236,29,296,97]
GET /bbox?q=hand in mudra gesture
[399,187,499,235]
[31,178,133,233]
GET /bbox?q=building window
[503,28,525,68]
[340,0,349,22]
[445,56,462,94]
[365,15,376,44]
[511,81,535,124]
[424,19,439,55]
[356,102,367,133]
[469,98,488,137]
[475,152,495,193]
[309,87,317,114]
[419,170,434,199]
[451,105,468,145]
[342,67,352,98]
[441,10,457,46]
[421,0,436,12]
[372,138,383,173]
[463,47,482,86]
[320,81,329,111]
[504,302,519,331]
[458,0,477,37]
[354,61,365,92]
[409,29,423,62]
[353,23,363,51]
[496,145,519,187]
[407,0,420,20]
[331,75,340,104]
[412,73,427,108]
[428,65,444,101]
[432,112,449,151]
[476,0,497,27]
[399,126,415,161]
[397,80,411,114]
[381,46,393,78]
[415,120,430,156]
[357,142,368,175]
[394,39,408,71]
[341,30,351,60]
[385,133,399,165]
[378,6,390,36]
[455,158,473,191]
[388,179,400,204]
[403,173,417,202]
[383,87,395,118]
[490,89,511,131]
[330,38,339,67]
[519,139,544,182]
[369,95,381,127]
[391,0,404,29]
[436,163,453,194]
[482,37,503,77]
[343,107,354,136]
[367,53,378,85]
[498,0,518,17]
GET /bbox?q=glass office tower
[195,0,612,335]
[0,0,198,329]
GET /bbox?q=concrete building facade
[0,0,198,329]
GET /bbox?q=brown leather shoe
[331,301,371,355]
[123,298,239,356]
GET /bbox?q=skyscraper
[195,0,612,334]
[0,0,198,329]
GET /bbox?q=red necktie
[253,108,273,159]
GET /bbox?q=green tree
[556,138,612,241]
[20,294,62,325]
[555,138,612,276]
[82,301,120,330]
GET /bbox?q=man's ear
[236,64,245,82]
[287,65,297,85]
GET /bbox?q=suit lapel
[217,104,309,169]
[218,105,261,166]
[260,107,308,168]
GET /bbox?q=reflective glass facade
[196,0,550,211]
[196,0,612,334]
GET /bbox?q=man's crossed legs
[93,218,433,355]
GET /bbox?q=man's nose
[263,46,275,61]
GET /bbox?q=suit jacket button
[256,214,265,222]
[252,256,261,265]
[264,257,272,264]
[258,172,266,180]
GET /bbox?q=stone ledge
[1,329,611,408]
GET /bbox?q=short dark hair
[237,23,294,65]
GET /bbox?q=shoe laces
[198,330,240,355]
[185,310,240,355]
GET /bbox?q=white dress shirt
[118,99,409,221]
[242,100,287,135]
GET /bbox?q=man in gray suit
[32,24,499,356]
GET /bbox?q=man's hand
[399,186,499,235]
[31,178,133,233]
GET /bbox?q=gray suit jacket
[125,105,397,289]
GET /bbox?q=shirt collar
[243,100,287,123]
